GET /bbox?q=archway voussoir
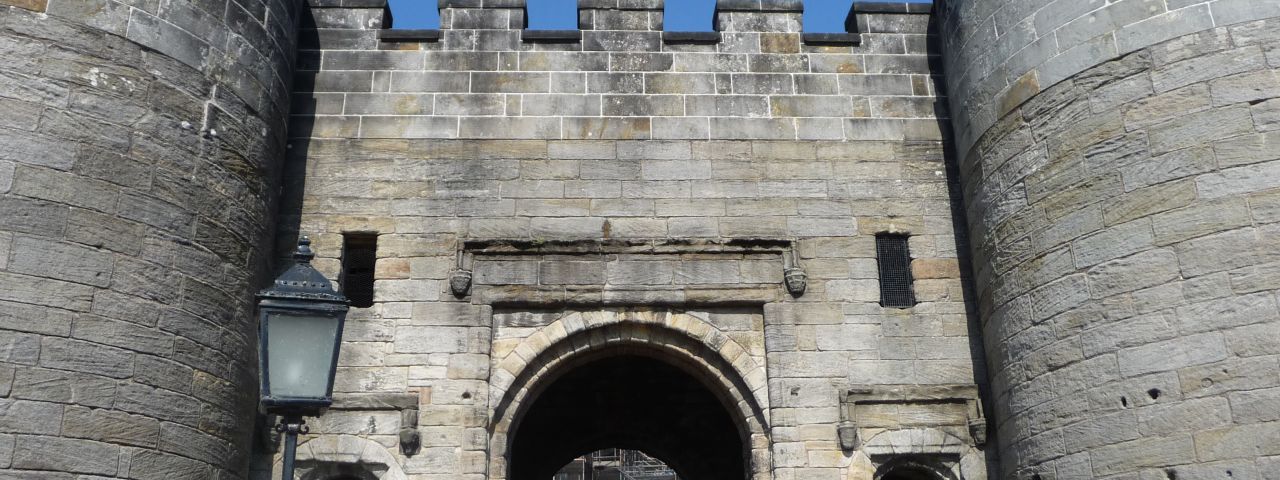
[545,320,569,343]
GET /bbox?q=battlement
[304,0,933,48]
[295,0,943,142]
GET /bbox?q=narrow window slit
[876,234,915,308]
[341,233,378,308]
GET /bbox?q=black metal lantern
[257,236,349,479]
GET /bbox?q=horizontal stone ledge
[440,0,525,8]
[844,384,981,403]
[663,31,722,44]
[522,29,582,42]
[379,29,441,42]
[473,284,786,306]
[852,2,933,15]
[330,393,419,410]
[580,0,663,9]
[309,0,388,8]
[462,238,794,255]
[801,32,861,46]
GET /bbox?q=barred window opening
[341,233,378,308]
[876,234,915,308]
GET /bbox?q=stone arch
[846,428,984,480]
[272,435,407,480]
[488,309,771,480]
[490,310,769,419]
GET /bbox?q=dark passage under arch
[509,355,746,480]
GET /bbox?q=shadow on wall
[924,9,1000,477]
[385,0,933,31]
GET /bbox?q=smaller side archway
[272,435,408,480]
[848,428,984,480]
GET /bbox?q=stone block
[0,0,47,11]
[1215,131,1280,168]
[333,366,409,393]
[1151,198,1252,245]
[813,324,878,351]
[1194,422,1280,462]
[1088,431,1196,476]
[127,449,210,480]
[0,196,69,238]
[38,336,134,379]
[459,117,560,139]
[1209,68,1280,106]
[62,405,160,448]
[1152,45,1268,93]
[115,383,202,426]
[11,435,118,476]
[1114,4,1211,54]
[1148,105,1255,155]
[1228,386,1280,423]
[1174,228,1271,278]
[133,355,194,395]
[1136,396,1231,437]
[0,330,39,367]
[1178,356,1280,401]
[1118,332,1228,378]
[1101,179,1196,226]
[1196,159,1280,199]
[71,315,174,356]
[1121,146,1208,192]
[0,161,11,195]
[1122,84,1210,129]
[0,399,62,435]
[1072,219,1154,267]
[395,327,473,354]
[372,279,441,302]
[1174,291,1279,335]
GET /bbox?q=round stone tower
[0,0,299,477]
[939,0,1280,478]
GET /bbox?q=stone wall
[941,0,1280,477]
[0,0,300,477]
[940,0,1280,157]
[261,1,991,479]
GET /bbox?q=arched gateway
[488,311,771,480]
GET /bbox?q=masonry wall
[0,0,299,477]
[264,1,991,479]
[939,0,1280,478]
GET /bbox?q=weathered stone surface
[61,405,160,447]
[11,435,118,476]
[114,384,201,427]
[0,399,62,435]
[38,337,134,379]
[127,450,210,480]
[9,368,115,408]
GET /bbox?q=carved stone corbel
[399,408,421,455]
[450,247,472,297]
[783,247,807,297]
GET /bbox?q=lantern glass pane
[266,312,340,399]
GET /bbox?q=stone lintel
[462,238,794,255]
[330,393,420,411]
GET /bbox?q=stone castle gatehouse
[0,0,1277,479]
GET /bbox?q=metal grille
[876,234,915,308]
[341,233,378,308]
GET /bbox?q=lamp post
[256,236,350,480]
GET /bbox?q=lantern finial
[293,236,315,264]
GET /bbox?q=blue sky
[388,0,932,31]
